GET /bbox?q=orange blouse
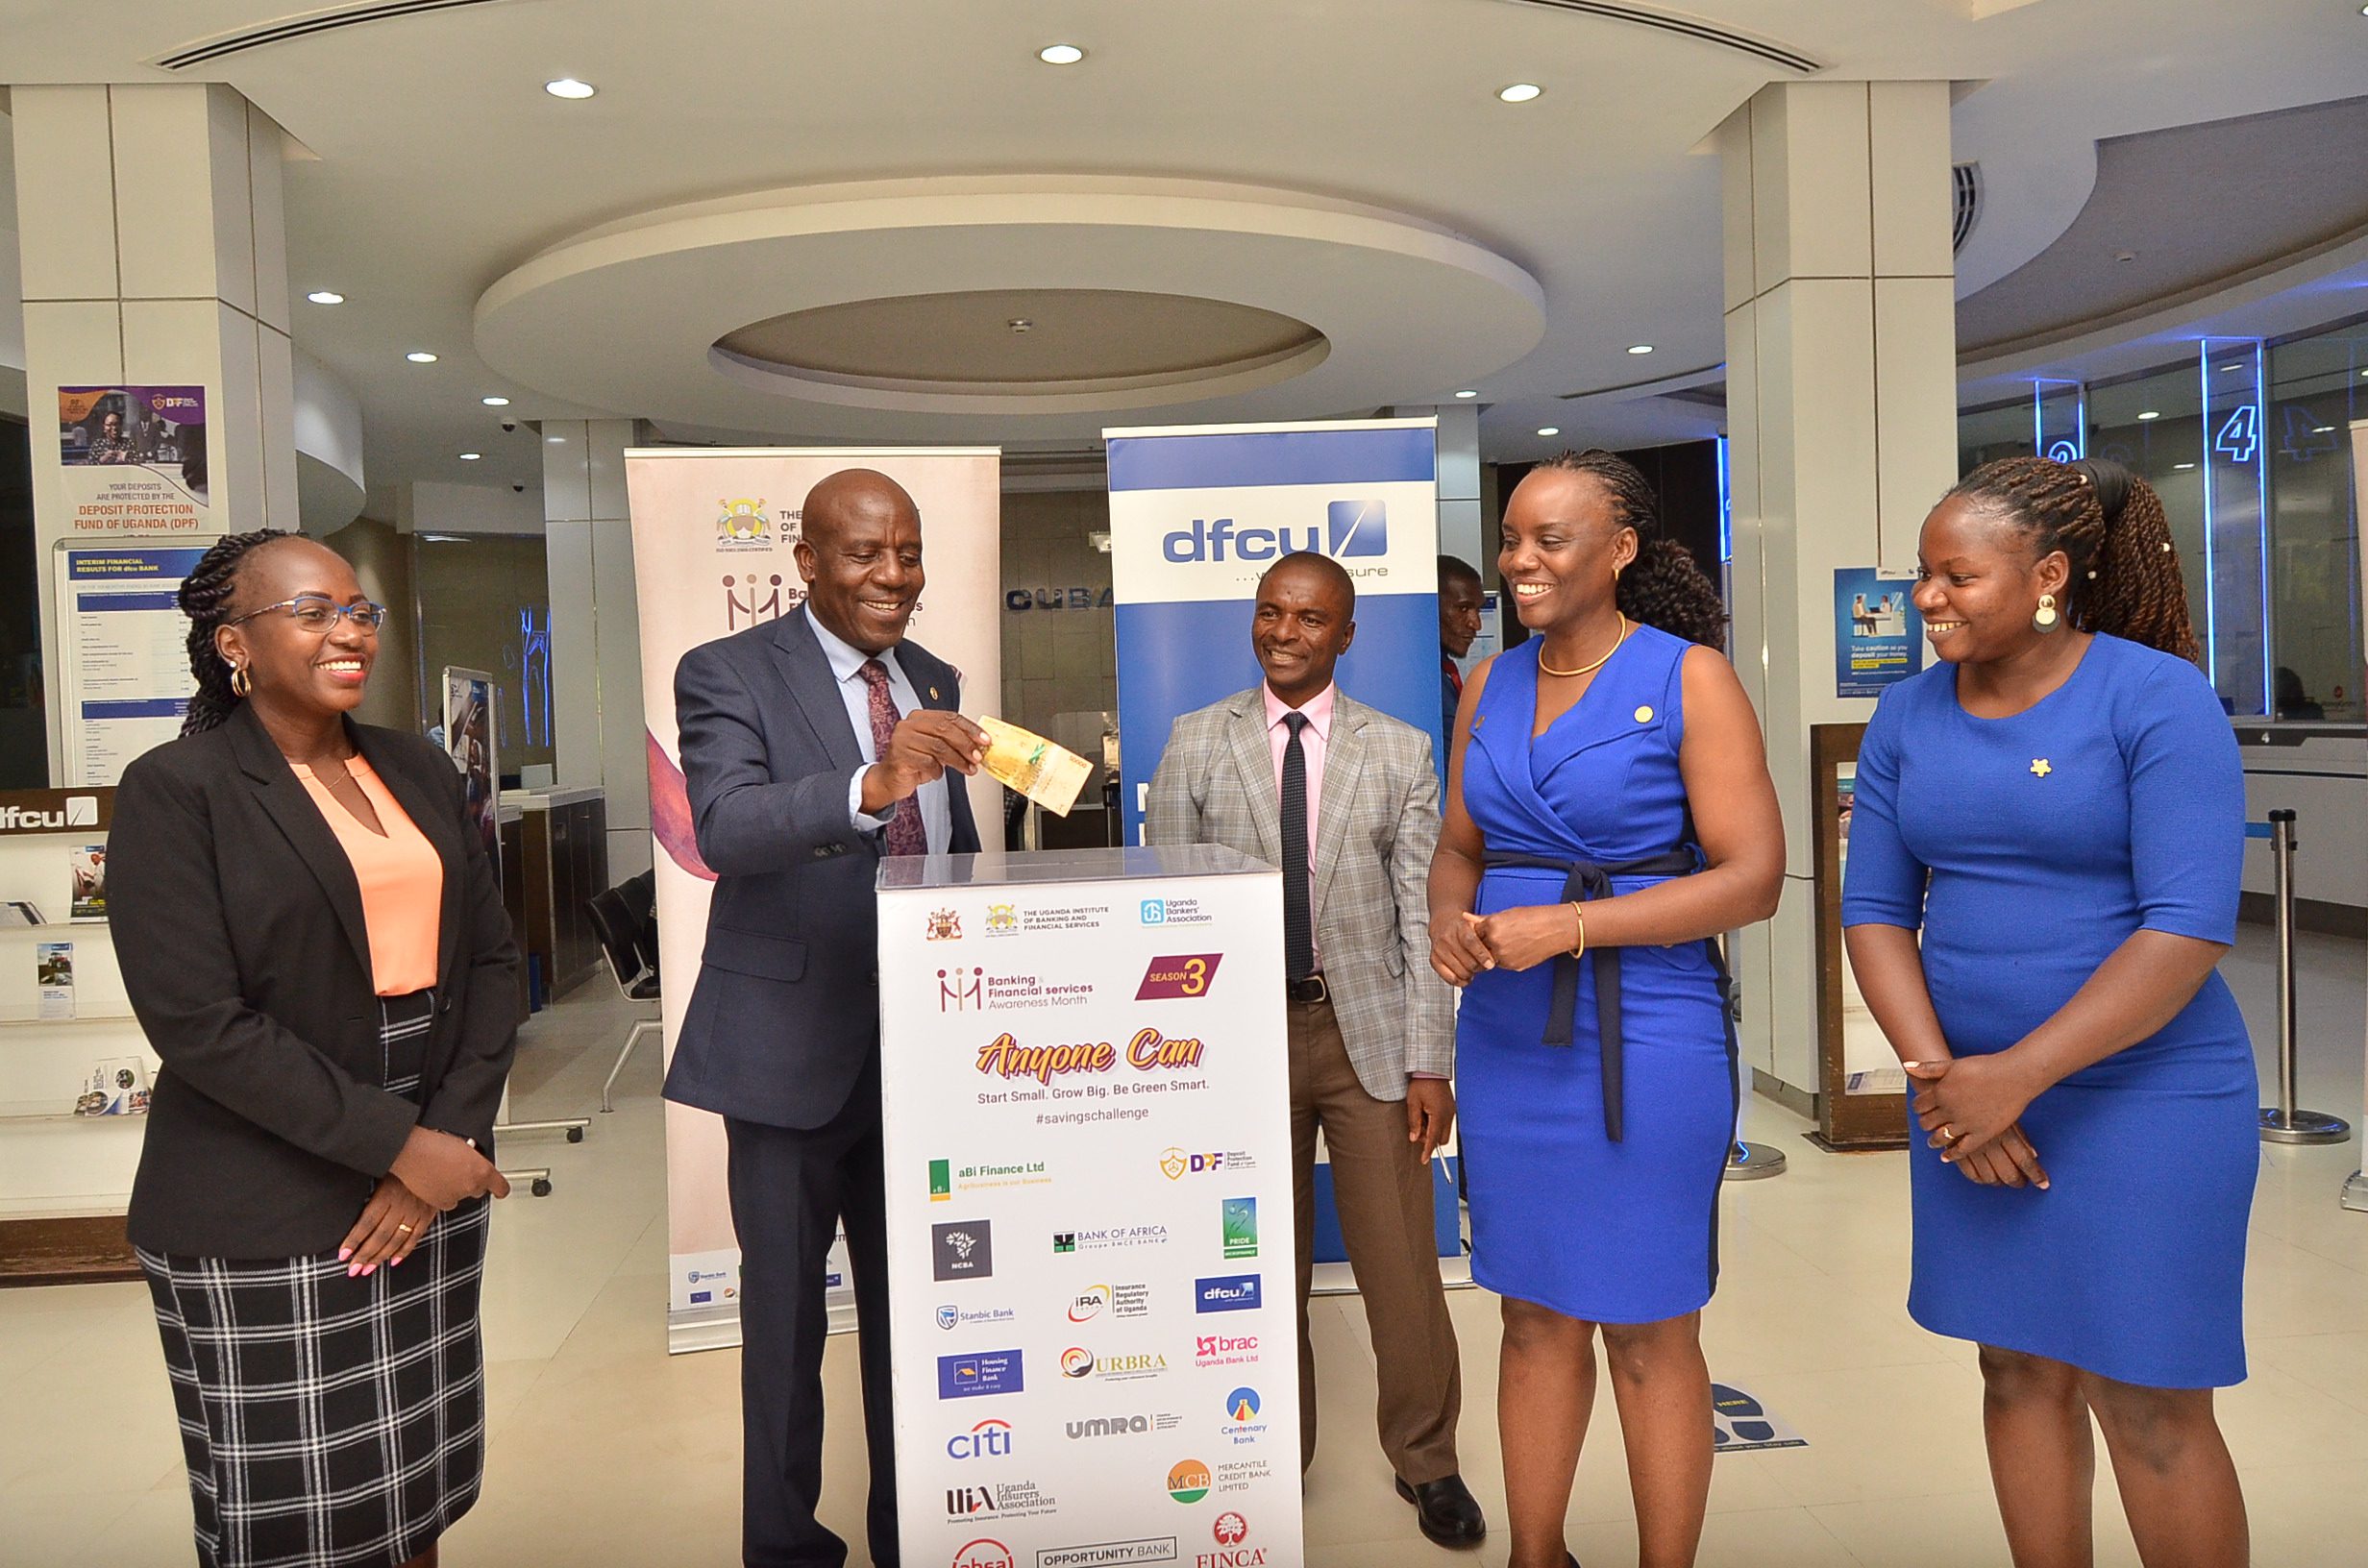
[292,757,444,995]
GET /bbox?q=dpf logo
[1326,498,1387,556]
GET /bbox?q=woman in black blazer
[110,530,519,1568]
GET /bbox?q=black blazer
[110,703,521,1257]
[662,612,979,1133]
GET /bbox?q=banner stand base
[669,1300,858,1357]
[1309,1256,1474,1297]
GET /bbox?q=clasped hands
[1430,901,1577,986]
[1905,1055,2052,1190]
[340,1126,511,1277]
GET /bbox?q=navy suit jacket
[662,610,980,1131]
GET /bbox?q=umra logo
[939,966,984,1012]
[723,572,802,630]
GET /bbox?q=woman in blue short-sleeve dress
[1844,456,2255,1568]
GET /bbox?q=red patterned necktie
[858,658,926,857]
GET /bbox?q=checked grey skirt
[136,992,490,1568]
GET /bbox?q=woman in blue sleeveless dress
[1430,452,1785,1568]
[1843,457,2254,1567]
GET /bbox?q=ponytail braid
[1537,449,1729,648]
[179,528,291,735]
[1944,456,2199,663]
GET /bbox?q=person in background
[1147,551,1485,1550]
[665,468,985,1568]
[1430,451,1783,1568]
[1843,456,2254,1568]
[2273,665,2324,722]
[1439,554,1487,741]
[111,529,519,1568]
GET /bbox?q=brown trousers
[1289,995,1463,1484]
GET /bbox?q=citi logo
[0,797,97,831]
[1161,500,1387,564]
[946,1418,1012,1460]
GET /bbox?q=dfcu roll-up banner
[1105,419,1443,846]
[624,447,1002,1351]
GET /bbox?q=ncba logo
[947,1418,1013,1460]
[950,1540,1014,1568]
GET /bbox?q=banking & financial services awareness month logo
[1221,1197,1256,1260]
[1137,953,1221,1000]
[939,967,984,1011]
[1168,1459,1213,1504]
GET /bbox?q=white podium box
[880,845,1302,1568]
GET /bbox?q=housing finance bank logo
[938,1350,1024,1399]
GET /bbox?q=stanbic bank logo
[1163,501,1386,564]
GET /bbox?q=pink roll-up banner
[624,447,1002,1351]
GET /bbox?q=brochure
[37,941,75,1020]
[69,845,107,921]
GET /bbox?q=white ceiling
[4,0,2367,502]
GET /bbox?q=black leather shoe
[1394,1474,1487,1548]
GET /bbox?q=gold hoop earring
[2032,594,2060,633]
[230,664,252,698]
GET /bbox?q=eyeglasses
[225,596,389,633]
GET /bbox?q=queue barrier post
[1722,957,1787,1181]
[2256,811,2350,1146]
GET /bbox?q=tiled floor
[5,925,2363,1566]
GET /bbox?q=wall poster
[57,386,210,534]
[53,543,218,786]
[1833,566,1921,698]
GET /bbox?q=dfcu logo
[1196,1275,1262,1312]
[1161,501,1387,564]
[1326,498,1388,556]
[947,1418,1013,1460]
[0,797,98,831]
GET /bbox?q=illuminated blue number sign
[2212,404,2258,465]
[2045,440,2080,463]
[2278,405,2339,464]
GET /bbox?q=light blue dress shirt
[805,604,953,853]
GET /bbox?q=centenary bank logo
[949,1539,1014,1568]
[933,1221,995,1282]
[1326,498,1388,557]
[1196,1275,1262,1313]
[938,1351,1024,1400]
[1140,899,1167,925]
[1136,954,1221,1000]
[927,908,964,941]
[715,498,772,549]
[1221,1198,1257,1260]
[1226,1387,1261,1423]
[986,902,1020,934]
[946,1417,1013,1460]
[1168,1460,1213,1504]
[939,967,985,1011]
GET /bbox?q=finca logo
[1214,1513,1249,1547]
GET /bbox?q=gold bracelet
[1568,901,1587,960]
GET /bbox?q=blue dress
[1456,625,1738,1324]
[1841,633,2257,1388]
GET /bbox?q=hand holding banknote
[976,715,1095,818]
[859,711,986,816]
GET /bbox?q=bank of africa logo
[1326,498,1388,557]
[950,1539,1014,1568]
[939,966,984,1011]
[716,498,771,547]
[986,902,1019,933]
[1068,1286,1109,1323]
[1060,1347,1095,1379]
[1052,1232,1077,1254]
[927,908,963,941]
[1168,1459,1212,1504]
[1214,1513,1249,1546]
[1226,1387,1260,1422]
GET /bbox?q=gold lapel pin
[2030,759,2052,778]
[1635,705,1655,723]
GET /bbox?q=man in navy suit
[665,467,985,1568]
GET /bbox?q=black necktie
[1279,711,1314,981]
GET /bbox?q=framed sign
[1810,722,1909,1151]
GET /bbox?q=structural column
[12,83,298,778]
[1715,81,1961,1099]
[542,418,651,878]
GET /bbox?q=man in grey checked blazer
[1146,551,1484,1549]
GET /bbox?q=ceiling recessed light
[481,396,510,406]
[1008,317,1034,333]
[305,290,344,306]
[2315,425,2335,433]
[1537,426,1561,437]
[2136,410,2159,421]
[2220,362,2242,374]
[1498,83,1542,103]
[1627,344,1655,355]
[545,78,596,99]
[458,452,481,461]
[1454,389,1478,399]
[406,351,438,363]
[1038,43,1085,64]
[2174,462,2197,470]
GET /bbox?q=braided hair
[178,528,293,735]
[1944,456,2198,663]
[1534,450,1729,648]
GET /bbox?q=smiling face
[1912,495,2072,667]
[796,469,925,654]
[213,537,377,718]
[1497,467,1637,634]
[1252,555,1356,706]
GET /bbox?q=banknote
[977,715,1094,818]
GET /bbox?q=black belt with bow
[1478,847,1731,1143]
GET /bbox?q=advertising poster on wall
[624,447,1003,1346]
[877,845,1302,1566]
[53,544,217,785]
[56,386,210,533]
[441,668,501,882]
[1833,567,1922,697]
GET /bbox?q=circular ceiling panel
[473,175,1544,438]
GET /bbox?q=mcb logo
[1161,500,1388,564]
